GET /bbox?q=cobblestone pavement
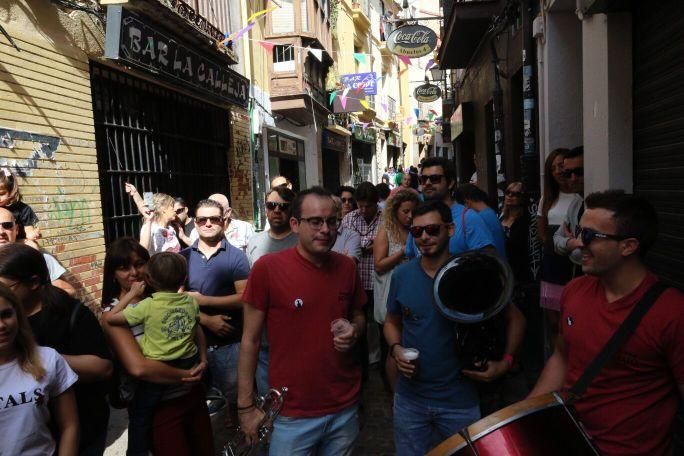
[104,365,395,456]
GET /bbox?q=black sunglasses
[579,227,630,246]
[195,216,224,226]
[562,167,584,178]
[266,201,290,211]
[0,221,14,230]
[409,223,443,237]
[419,174,445,185]
[175,207,186,214]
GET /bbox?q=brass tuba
[433,250,514,369]
[222,387,288,456]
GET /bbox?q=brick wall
[228,107,255,222]
[0,6,106,310]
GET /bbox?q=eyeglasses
[419,174,445,185]
[409,223,444,237]
[174,207,186,215]
[299,217,340,230]
[505,190,524,198]
[0,221,14,230]
[265,201,290,211]
[340,197,354,204]
[195,216,224,226]
[579,227,630,246]
[561,167,584,178]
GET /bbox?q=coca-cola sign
[387,24,438,58]
[414,83,442,103]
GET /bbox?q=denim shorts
[269,404,359,456]
[393,393,480,456]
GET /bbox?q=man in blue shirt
[180,199,250,410]
[455,183,507,259]
[385,201,524,455]
[406,157,493,257]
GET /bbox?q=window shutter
[272,0,295,34]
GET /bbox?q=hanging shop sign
[323,130,347,153]
[104,6,249,107]
[353,126,377,144]
[414,83,442,103]
[386,131,402,148]
[387,24,438,58]
[340,72,377,95]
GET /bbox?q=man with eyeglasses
[384,201,481,455]
[406,157,494,258]
[552,146,585,270]
[246,186,298,397]
[530,190,684,456]
[180,199,250,418]
[239,187,367,455]
[0,207,76,296]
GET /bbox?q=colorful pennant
[398,55,411,66]
[353,53,367,65]
[329,91,337,104]
[259,41,275,53]
[360,100,369,110]
[308,48,323,62]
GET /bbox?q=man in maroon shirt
[530,190,684,455]
[238,187,367,455]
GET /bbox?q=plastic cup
[402,348,420,361]
[331,318,352,336]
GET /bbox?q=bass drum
[427,393,599,456]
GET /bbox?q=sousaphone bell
[433,250,514,370]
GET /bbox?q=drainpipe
[490,40,506,201]
[521,0,539,197]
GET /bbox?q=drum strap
[568,281,669,400]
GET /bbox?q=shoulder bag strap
[568,281,669,400]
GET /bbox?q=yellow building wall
[0,0,106,308]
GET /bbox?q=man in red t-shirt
[238,187,367,455]
[530,190,684,455]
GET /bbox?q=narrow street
[104,366,395,455]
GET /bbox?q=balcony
[439,0,504,69]
[120,0,238,64]
[351,0,371,31]
[270,41,331,124]
[265,0,333,57]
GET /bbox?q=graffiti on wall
[0,127,60,177]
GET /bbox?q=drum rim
[441,393,565,454]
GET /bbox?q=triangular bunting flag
[398,55,411,66]
[360,100,369,110]
[404,116,414,126]
[309,48,323,62]
[340,96,348,110]
[425,58,435,71]
[342,87,350,99]
[329,91,337,104]
[414,108,420,119]
[381,102,388,113]
[259,41,275,53]
[248,5,278,23]
[353,53,367,65]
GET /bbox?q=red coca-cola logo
[387,25,437,58]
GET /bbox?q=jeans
[256,346,270,397]
[393,393,480,456]
[127,355,198,456]
[207,343,240,403]
[269,405,359,456]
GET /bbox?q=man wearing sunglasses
[180,199,250,417]
[0,207,75,296]
[189,194,256,254]
[530,190,684,456]
[384,201,486,455]
[552,146,585,269]
[239,187,367,455]
[406,157,494,258]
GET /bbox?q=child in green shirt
[107,251,206,455]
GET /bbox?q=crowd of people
[0,151,682,456]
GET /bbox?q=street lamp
[430,67,445,82]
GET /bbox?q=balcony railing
[303,73,327,107]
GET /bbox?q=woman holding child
[101,237,214,456]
